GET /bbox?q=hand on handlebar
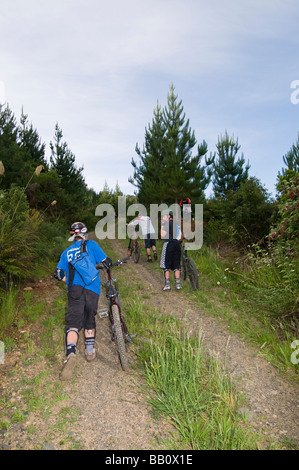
[102,257,113,269]
[96,256,130,270]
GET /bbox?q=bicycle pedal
[126,334,136,344]
[98,308,108,318]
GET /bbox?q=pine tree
[162,84,211,203]
[19,109,47,169]
[129,102,167,204]
[50,123,86,200]
[130,84,212,205]
[281,132,299,174]
[212,131,250,198]
[0,105,27,189]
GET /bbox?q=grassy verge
[100,238,282,450]
[115,236,298,381]
[190,246,299,381]
[126,294,262,450]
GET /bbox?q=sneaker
[154,252,158,260]
[176,284,182,290]
[60,353,76,381]
[147,257,152,262]
[162,284,171,291]
[85,351,96,362]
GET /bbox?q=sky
[0,0,298,199]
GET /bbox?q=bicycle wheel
[111,304,129,371]
[181,250,187,281]
[187,257,199,290]
[133,242,141,263]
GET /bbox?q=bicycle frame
[103,266,129,339]
[97,257,132,342]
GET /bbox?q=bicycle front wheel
[187,258,199,290]
[111,304,129,371]
[133,242,141,263]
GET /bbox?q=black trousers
[65,285,99,331]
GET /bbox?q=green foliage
[280,132,299,175]
[0,106,47,190]
[0,186,42,287]
[130,84,212,205]
[192,245,298,375]
[211,131,250,198]
[268,172,299,254]
[49,123,86,201]
[205,177,275,248]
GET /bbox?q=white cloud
[0,0,298,196]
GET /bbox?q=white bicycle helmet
[68,222,88,241]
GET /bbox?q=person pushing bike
[54,222,112,381]
[127,215,158,262]
[160,210,182,291]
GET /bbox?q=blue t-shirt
[56,240,107,295]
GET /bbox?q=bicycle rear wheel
[133,242,141,263]
[187,258,199,290]
[181,250,187,281]
[111,304,129,371]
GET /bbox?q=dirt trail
[0,238,298,450]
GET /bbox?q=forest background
[0,83,298,376]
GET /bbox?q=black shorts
[160,240,181,271]
[65,285,99,331]
[144,233,156,249]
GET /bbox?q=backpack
[69,240,99,286]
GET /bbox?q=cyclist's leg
[83,289,99,361]
[170,241,182,289]
[151,237,158,260]
[144,234,152,262]
[127,238,132,255]
[163,269,171,290]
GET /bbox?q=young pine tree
[129,102,167,205]
[130,84,212,205]
[162,84,211,204]
[212,131,250,198]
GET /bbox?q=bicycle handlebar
[96,256,131,270]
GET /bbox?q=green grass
[190,246,299,380]
[121,292,260,449]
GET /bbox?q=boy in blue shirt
[54,222,112,381]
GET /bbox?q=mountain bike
[127,238,141,263]
[97,257,135,371]
[180,239,199,290]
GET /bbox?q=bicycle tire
[187,257,199,290]
[111,304,129,371]
[133,242,141,263]
[181,251,187,281]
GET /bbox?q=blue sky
[1,0,298,198]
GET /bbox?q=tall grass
[123,293,259,450]
[0,287,19,333]
[191,245,299,378]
